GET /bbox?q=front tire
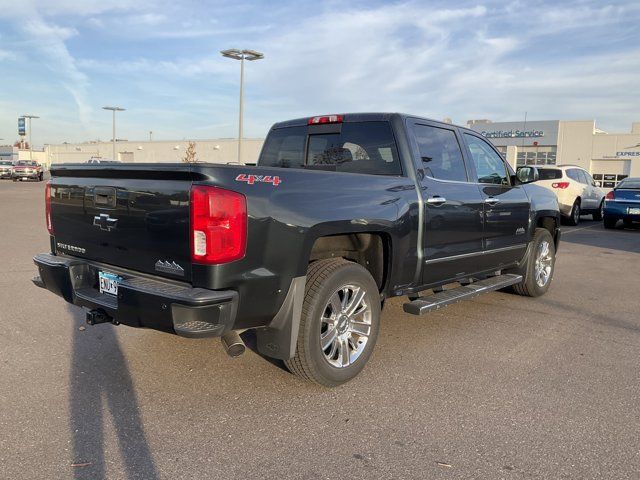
[603,217,617,229]
[285,258,381,387]
[512,228,556,297]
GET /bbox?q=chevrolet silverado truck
[33,113,560,386]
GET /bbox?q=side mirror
[516,166,539,184]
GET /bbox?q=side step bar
[403,274,522,315]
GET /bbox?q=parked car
[33,113,561,386]
[529,165,605,225]
[603,177,640,229]
[0,160,13,179]
[12,160,43,182]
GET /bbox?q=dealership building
[467,119,640,189]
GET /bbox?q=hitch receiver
[86,309,114,326]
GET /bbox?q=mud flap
[256,276,305,360]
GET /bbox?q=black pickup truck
[34,113,560,386]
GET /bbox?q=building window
[515,146,557,166]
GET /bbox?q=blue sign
[18,117,26,136]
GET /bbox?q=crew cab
[33,113,560,386]
[13,160,44,181]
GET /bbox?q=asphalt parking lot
[1,178,639,480]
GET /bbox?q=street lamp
[22,114,39,160]
[102,106,125,160]
[221,48,264,163]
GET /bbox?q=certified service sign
[482,129,544,139]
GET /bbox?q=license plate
[629,208,640,215]
[98,271,121,296]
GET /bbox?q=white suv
[533,165,605,225]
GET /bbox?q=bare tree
[182,141,198,163]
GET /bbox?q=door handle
[426,196,446,205]
[484,197,500,205]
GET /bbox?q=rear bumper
[604,201,640,221]
[33,253,238,338]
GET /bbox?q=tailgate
[49,164,193,281]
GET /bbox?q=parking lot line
[561,224,600,234]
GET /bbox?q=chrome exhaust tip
[221,331,246,357]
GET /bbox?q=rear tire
[567,200,581,226]
[603,217,617,229]
[593,200,604,221]
[512,228,556,297]
[285,258,381,387]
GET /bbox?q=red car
[12,160,44,182]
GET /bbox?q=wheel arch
[307,231,392,294]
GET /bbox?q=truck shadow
[68,305,159,480]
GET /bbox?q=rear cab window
[258,121,402,176]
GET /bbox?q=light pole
[102,106,125,160]
[22,114,39,160]
[221,49,264,163]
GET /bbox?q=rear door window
[566,169,582,182]
[412,124,467,182]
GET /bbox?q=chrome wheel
[320,284,372,368]
[534,240,553,287]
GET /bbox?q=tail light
[190,185,247,264]
[308,114,343,125]
[551,182,570,189]
[45,181,54,234]
[605,190,615,201]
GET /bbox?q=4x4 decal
[235,174,281,186]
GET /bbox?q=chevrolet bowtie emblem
[93,213,118,231]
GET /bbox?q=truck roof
[272,112,475,133]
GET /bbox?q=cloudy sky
[0,0,639,146]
